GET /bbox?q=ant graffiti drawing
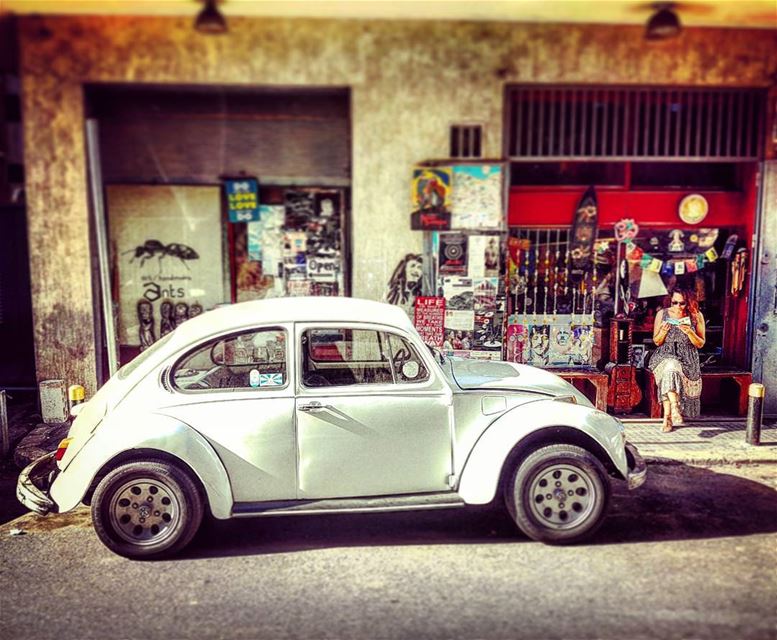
[124,240,199,270]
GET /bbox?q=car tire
[91,460,204,560]
[506,444,610,545]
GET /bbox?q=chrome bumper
[625,442,647,490]
[17,452,58,515]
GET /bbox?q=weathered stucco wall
[18,15,777,392]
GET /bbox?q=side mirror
[70,403,85,418]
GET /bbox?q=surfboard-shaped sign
[568,186,598,281]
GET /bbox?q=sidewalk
[623,417,777,465]
[4,399,777,469]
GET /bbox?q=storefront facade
[15,15,777,398]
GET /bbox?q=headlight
[554,395,577,404]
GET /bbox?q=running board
[232,492,465,518]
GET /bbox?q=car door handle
[299,401,329,412]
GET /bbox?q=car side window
[387,333,429,384]
[302,328,393,387]
[172,328,287,391]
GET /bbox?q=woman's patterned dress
[649,319,702,418]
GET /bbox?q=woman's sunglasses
[671,300,687,306]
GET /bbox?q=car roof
[172,296,415,345]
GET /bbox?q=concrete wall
[752,161,777,416]
[17,16,777,392]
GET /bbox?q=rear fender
[457,400,627,505]
[49,413,233,518]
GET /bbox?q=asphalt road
[1,463,776,640]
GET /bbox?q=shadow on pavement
[180,463,777,560]
[597,463,777,545]
[0,461,27,525]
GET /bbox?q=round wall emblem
[678,194,709,225]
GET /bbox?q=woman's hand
[678,323,694,337]
[678,321,705,349]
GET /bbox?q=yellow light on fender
[554,395,577,404]
[55,438,73,462]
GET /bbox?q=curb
[641,449,777,466]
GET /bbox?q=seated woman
[650,287,706,432]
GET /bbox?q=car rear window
[172,328,287,392]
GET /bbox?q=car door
[295,322,453,499]
[162,324,297,504]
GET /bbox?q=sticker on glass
[259,373,284,387]
[249,369,261,388]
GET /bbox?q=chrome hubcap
[528,464,596,530]
[108,479,180,546]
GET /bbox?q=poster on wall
[284,191,317,229]
[503,314,593,367]
[439,232,468,275]
[413,297,445,347]
[225,177,260,223]
[410,166,452,230]
[468,235,501,278]
[257,205,285,279]
[450,164,503,230]
[107,185,227,350]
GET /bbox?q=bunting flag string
[624,238,718,275]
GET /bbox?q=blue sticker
[249,369,261,388]
[259,373,284,387]
[225,178,260,223]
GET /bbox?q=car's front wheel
[506,444,610,544]
[91,460,204,560]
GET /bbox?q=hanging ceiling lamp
[645,2,682,40]
[195,0,228,34]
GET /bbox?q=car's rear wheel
[91,460,204,560]
[506,444,609,544]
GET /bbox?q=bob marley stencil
[385,253,423,316]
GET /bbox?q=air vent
[450,124,483,159]
[506,86,766,161]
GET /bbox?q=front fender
[49,413,233,519]
[457,400,627,505]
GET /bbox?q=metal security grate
[506,86,766,161]
[450,124,483,158]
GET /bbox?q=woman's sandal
[670,403,685,426]
[661,414,673,433]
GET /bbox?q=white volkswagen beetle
[18,297,645,558]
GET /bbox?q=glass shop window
[106,184,229,367]
[302,329,428,387]
[630,162,741,190]
[172,328,287,391]
[232,186,348,302]
[510,162,626,187]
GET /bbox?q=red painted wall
[507,165,758,368]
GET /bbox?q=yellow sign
[678,194,709,225]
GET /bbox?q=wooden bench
[551,368,609,412]
[644,368,752,418]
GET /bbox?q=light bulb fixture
[645,3,682,40]
[195,0,227,35]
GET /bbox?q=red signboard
[414,297,445,347]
